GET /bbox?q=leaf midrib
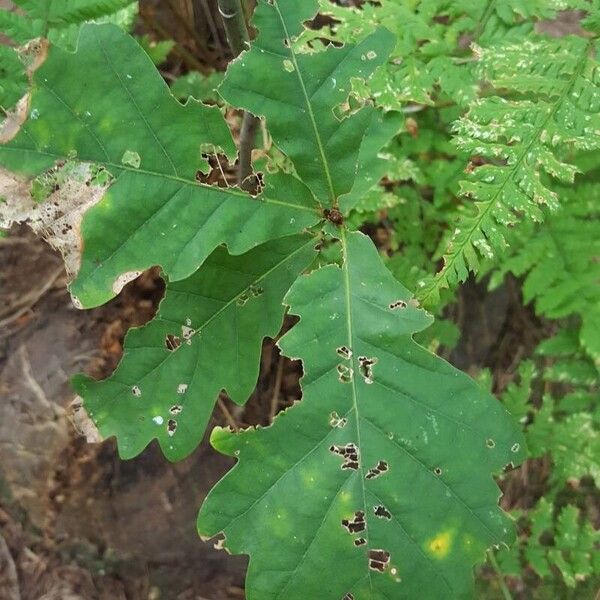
[0,145,315,213]
[272,0,337,205]
[340,228,374,596]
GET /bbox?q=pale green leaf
[171,71,224,104]
[137,34,175,66]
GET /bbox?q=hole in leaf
[177,384,188,395]
[330,443,360,470]
[354,537,366,547]
[511,443,521,453]
[167,419,177,436]
[181,325,194,341]
[366,460,388,480]
[434,467,442,476]
[237,284,264,307]
[170,404,182,415]
[358,356,378,384]
[342,594,355,600]
[329,411,348,428]
[374,505,392,520]
[165,334,181,351]
[389,300,407,310]
[337,364,354,383]
[131,385,142,397]
[486,438,495,448]
[336,345,352,360]
[369,549,391,573]
[341,510,366,534]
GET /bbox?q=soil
[0,228,249,600]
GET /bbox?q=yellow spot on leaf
[426,530,453,559]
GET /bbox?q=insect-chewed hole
[337,364,354,383]
[341,510,366,534]
[167,419,177,436]
[511,443,521,453]
[329,411,348,428]
[165,334,181,351]
[358,356,378,384]
[434,467,442,476]
[342,594,355,600]
[181,325,194,342]
[330,443,360,470]
[486,438,495,448]
[336,345,353,360]
[366,460,388,480]
[169,404,182,415]
[369,549,391,573]
[389,300,407,310]
[374,505,392,520]
[131,385,142,397]
[250,284,264,297]
[354,537,367,547]
[237,284,264,306]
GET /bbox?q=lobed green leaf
[198,232,525,600]
[0,24,320,308]
[219,0,395,205]
[73,235,317,461]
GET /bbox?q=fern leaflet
[419,37,600,307]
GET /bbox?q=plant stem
[488,550,513,600]
[195,0,226,61]
[217,0,250,55]
[239,112,260,188]
[216,0,258,185]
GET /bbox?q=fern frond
[517,501,600,588]
[419,37,600,307]
[529,402,600,487]
[13,0,135,27]
[0,45,28,110]
[0,9,41,43]
[491,183,600,321]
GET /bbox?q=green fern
[419,37,600,307]
[493,335,599,592]
[0,45,27,110]
[487,180,600,370]
[500,334,598,488]
[12,0,136,29]
[299,0,577,109]
[498,500,600,588]
[536,329,599,412]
